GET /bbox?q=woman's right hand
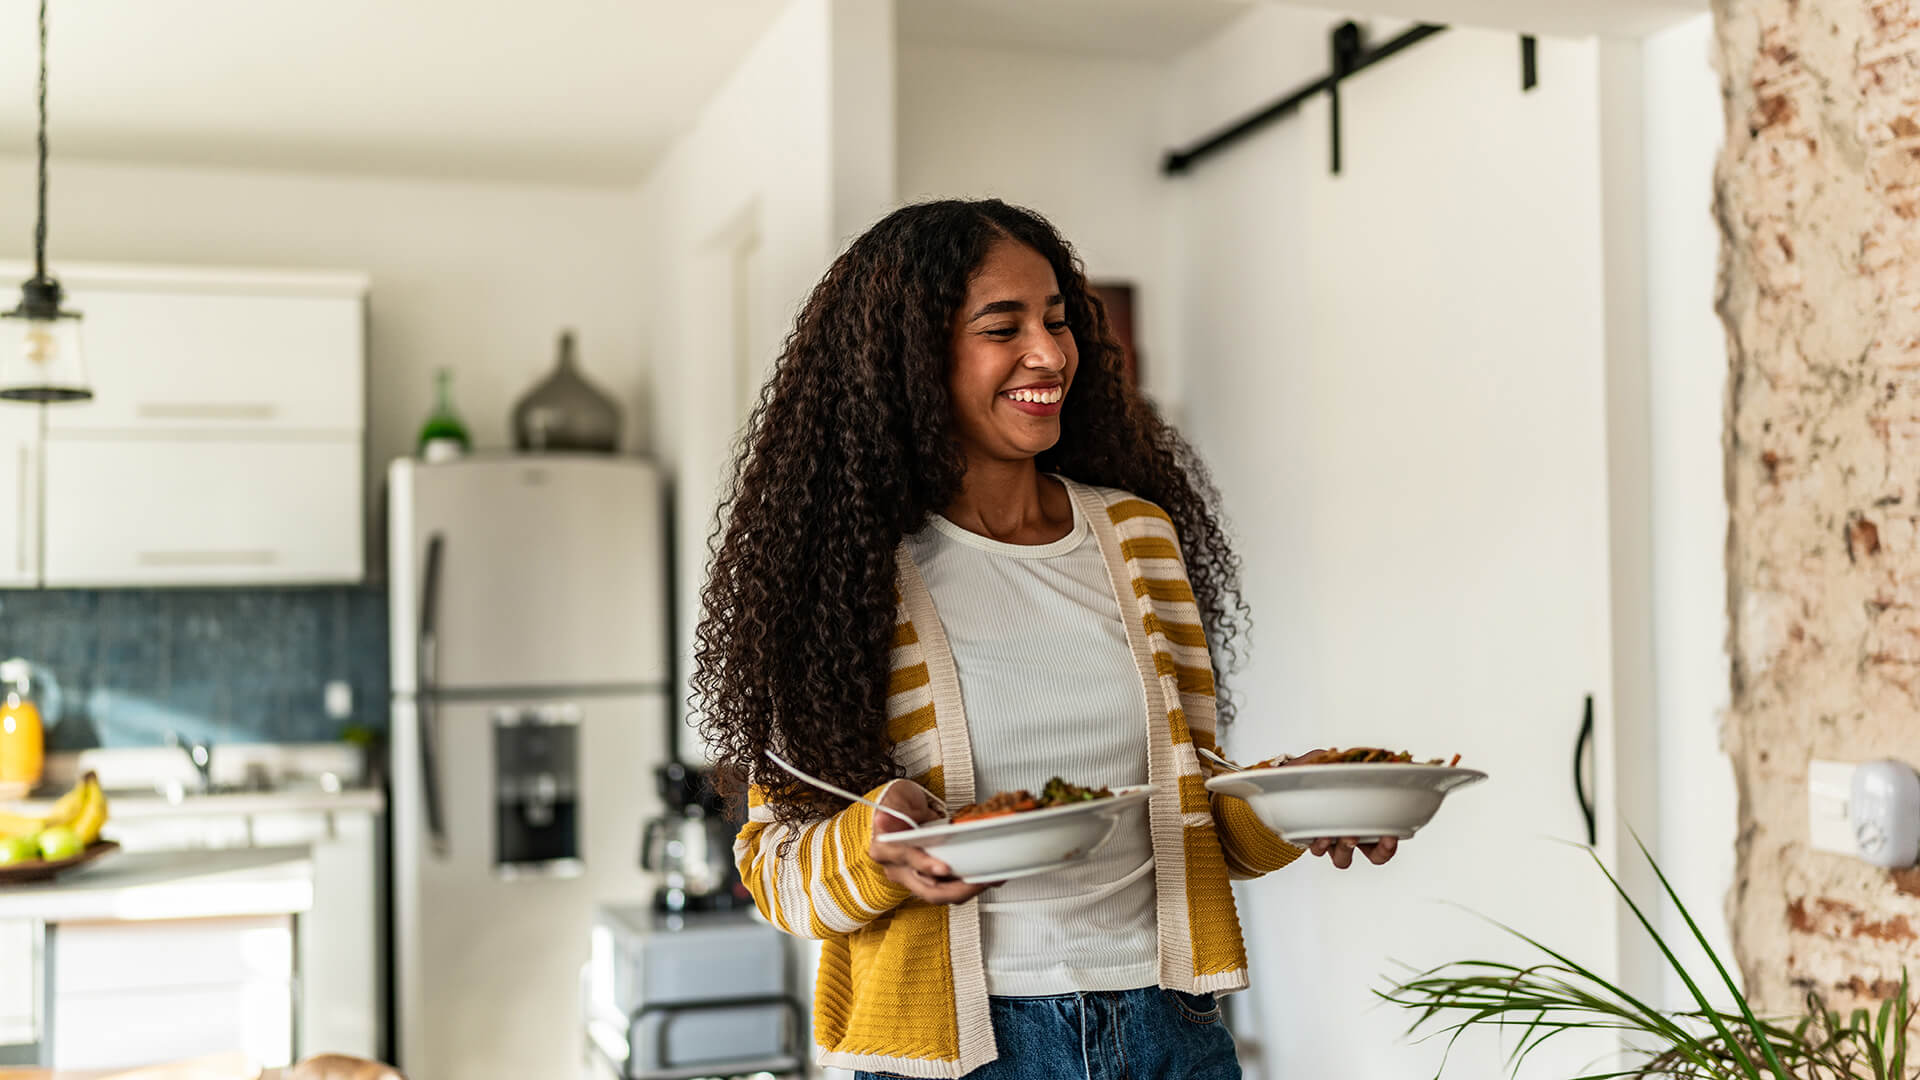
[868,781,998,905]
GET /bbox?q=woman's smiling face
[946,237,1078,466]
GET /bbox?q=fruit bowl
[873,785,1154,884]
[1206,764,1487,843]
[0,770,112,884]
[0,839,119,885]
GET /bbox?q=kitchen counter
[0,847,313,923]
[0,1062,286,1079]
[0,1051,319,1078]
[5,786,382,821]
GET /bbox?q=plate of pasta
[1203,747,1486,843]
[875,779,1155,884]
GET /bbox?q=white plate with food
[1204,748,1486,843]
[874,781,1155,884]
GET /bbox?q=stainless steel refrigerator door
[388,456,668,694]
[391,691,665,1080]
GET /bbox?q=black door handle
[1573,694,1596,846]
[419,532,449,857]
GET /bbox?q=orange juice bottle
[0,660,45,798]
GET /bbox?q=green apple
[0,834,37,864]
[36,825,82,861]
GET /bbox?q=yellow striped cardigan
[735,479,1301,1078]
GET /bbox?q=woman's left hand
[1276,750,1399,868]
[1307,836,1398,869]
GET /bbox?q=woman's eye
[984,327,1018,339]
[1046,320,1069,333]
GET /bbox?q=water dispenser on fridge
[493,705,581,874]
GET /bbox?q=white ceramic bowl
[1205,764,1487,843]
[874,785,1155,884]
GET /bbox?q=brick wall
[1718,0,1920,1012]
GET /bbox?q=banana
[39,774,91,829]
[70,776,107,846]
[0,809,44,838]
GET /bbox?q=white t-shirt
[904,494,1159,997]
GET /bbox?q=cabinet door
[50,915,294,1069]
[299,810,380,1061]
[42,437,362,586]
[103,815,252,852]
[0,919,36,1049]
[0,408,36,586]
[45,286,363,434]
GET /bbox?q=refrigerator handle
[420,532,450,858]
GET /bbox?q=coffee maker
[640,761,749,913]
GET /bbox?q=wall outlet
[1808,759,1858,856]
[1850,760,1920,868]
[323,680,354,721]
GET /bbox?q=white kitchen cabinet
[43,282,363,435]
[49,915,294,1068]
[294,811,380,1061]
[0,264,367,438]
[42,437,362,586]
[0,262,367,587]
[0,919,36,1049]
[0,408,38,587]
[104,814,253,852]
[98,806,383,1062]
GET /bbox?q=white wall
[894,43,1178,407]
[0,155,651,556]
[638,0,895,759]
[633,6,893,1069]
[1166,7,1638,1077]
[1159,6,1734,1062]
[1643,12,1737,1006]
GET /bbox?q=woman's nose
[1024,336,1067,371]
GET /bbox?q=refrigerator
[388,456,669,1080]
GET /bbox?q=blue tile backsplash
[0,587,388,749]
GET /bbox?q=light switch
[323,680,354,720]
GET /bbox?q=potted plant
[1380,839,1912,1079]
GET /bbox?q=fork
[1199,747,1247,772]
[764,749,932,829]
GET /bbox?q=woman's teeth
[1004,387,1064,405]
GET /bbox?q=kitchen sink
[102,772,355,802]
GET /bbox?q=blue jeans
[856,987,1241,1080]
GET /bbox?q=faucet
[166,730,214,794]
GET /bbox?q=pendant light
[0,0,89,404]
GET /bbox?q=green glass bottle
[417,368,471,463]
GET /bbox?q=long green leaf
[1630,833,1797,1080]
[1894,969,1909,1078]
[1584,844,1772,1080]
[1380,844,1920,1080]
[1434,901,1698,1047]
[1384,959,1733,1077]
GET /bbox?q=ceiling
[0,0,790,187]
[0,0,1708,189]
[1321,0,1707,37]
[895,0,1257,60]
[895,0,1708,55]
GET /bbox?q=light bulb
[22,323,56,368]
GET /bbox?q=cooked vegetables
[950,777,1114,823]
[1245,747,1463,769]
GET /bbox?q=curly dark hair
[693,198,1250,827]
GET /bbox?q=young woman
[694,199,1396,1080]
